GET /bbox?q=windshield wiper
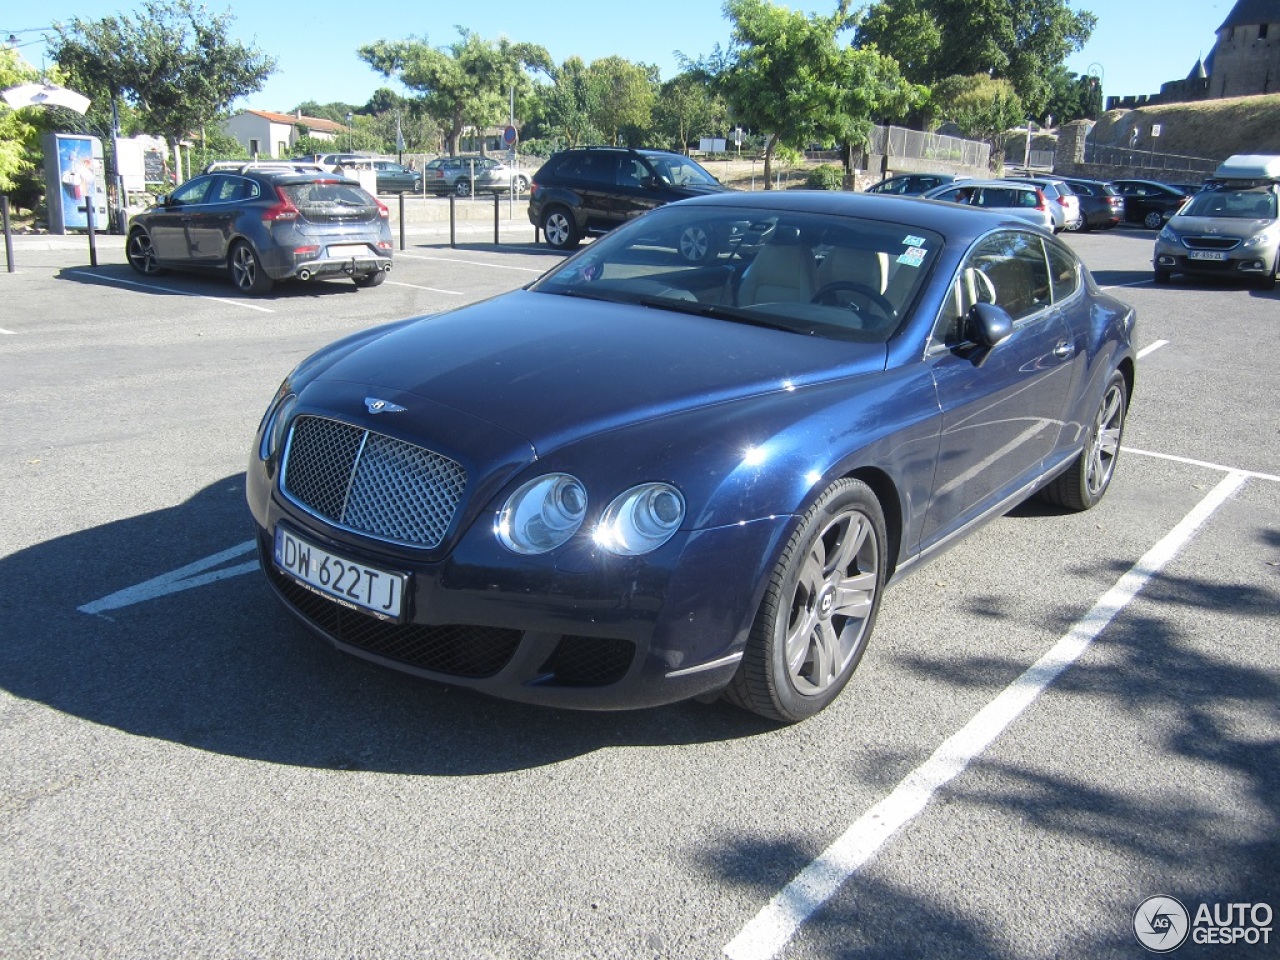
[636,296,808,334]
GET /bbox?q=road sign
[503,125,519,147]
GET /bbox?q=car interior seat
[737,227,818,305]
[816,246,889,296]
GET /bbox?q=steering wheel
[811,281,898,320]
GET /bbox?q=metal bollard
[2,195,14,273]
[398,192,406,251]
[449,194,456,249]
[493,192,500,245]
[86,197,98,268]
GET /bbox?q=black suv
[528,147,731,253]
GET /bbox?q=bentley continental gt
[248,191,1137,723]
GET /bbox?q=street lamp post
[346,111,354,153]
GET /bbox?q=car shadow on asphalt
[54,263,389,301]
[0,474,777,776]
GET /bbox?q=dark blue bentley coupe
[247,191,1136,722]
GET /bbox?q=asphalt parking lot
[1,218,1277,959]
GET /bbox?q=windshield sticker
[902,234,927,247]
[897,246,928,268]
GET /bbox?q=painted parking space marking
[65,269,274,313]
[0,327,15,335]
[1137,339,1169,358]
[723,469,1252,960]
[386,280,464,295]
[395,252,544,274]
[79,540,258,618]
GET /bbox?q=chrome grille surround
[280,415,466,548]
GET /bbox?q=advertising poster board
[43,134,109,234]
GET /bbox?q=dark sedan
[126,169,393,294]
[247,191,1137,723]
[1112,179,1192,229]
[1058,177,1125,231]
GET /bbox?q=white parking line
[65,270,274,313]
[0,327,15,335]
[1137,339,1169,358]
[386,280,464,295]
[78,540,259,617]
[724,469,1250,960]
[395,252,544,274]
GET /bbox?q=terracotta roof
[241,109,349,133]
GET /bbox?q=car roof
[679,188,1042,242]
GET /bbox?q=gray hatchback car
[126,169,393,294]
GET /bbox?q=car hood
[308,289,888,454]
[1168,214,1277,238]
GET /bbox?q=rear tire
[541,207,581,250]
[353,270,387,288]
[228,241,274,295]
[454,179,471,198]
[1143,210,1164,230]
[723,478,886,723]
[1039,370,1127,511]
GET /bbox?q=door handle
[1053,340,1074,359]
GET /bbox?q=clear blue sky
[6,1,1240,118]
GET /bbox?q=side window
[170,176,213,205]
[1046,241,1081,303]
[933,231,1053,347]
[214,176,255,202]
[616,156,649,187]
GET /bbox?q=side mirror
[968,301,1013,347]
[155,194,170,207]
[641,175,662,190]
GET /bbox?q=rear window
[278,181,378,212]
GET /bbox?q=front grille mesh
[265,553,521,678]
[282,416,466,548]
[1184,236,1241,251]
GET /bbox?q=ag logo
[1134,896,1190,952]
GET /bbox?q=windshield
[1180,189,1277,219]
[645,154,720,187]
[530,205,942,343]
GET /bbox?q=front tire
[724,478,887,723]
[541,207,581,250]
[126,230,165,275]
[1040,370,1128,511]
[228,241,274,295]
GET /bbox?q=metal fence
[867,125,991,170]
[1082,142,1219,176]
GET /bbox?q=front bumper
[1154,241,1277,279]
[249,495,789,711]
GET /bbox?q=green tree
[696,0,859,188]
[360,30,551,155]
[52,1,276,159]
[586,56,658,146]
[654,73,728,153]
[825,46,927,180]
[855,0,1095,117]
[537,57,600,148]
[1042,65,1101,124]
[0,48,44,193]
[930,73,1025,161]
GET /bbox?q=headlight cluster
[1157,226,1181,245]
[1241,230,1278,249]
[259,387,298,460]
[496,475,685,557]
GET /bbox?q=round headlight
[596,483,686,556]
[497,473,588,554]
[260,392,297,460]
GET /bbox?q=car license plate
[273,525,407,621]
[1188,250,1227,261]
[327,243,370,258]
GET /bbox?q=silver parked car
[424,156,531,196]
[1004,177,1083,232]
[921,180,1055,232]
[1154,185,1279,289]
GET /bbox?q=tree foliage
[538,57,600,149]
[0,48,45,192]
[653,73,728,153]
[856,0,1095,117]
[586,56,658,146]
[360,30,551,155]
[930,74,1025,153]
[51,1,276,148]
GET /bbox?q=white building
[222,110,348,159]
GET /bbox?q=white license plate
[327,243,370,258]
[274,526,407,621]
[1188,250,1227,261]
